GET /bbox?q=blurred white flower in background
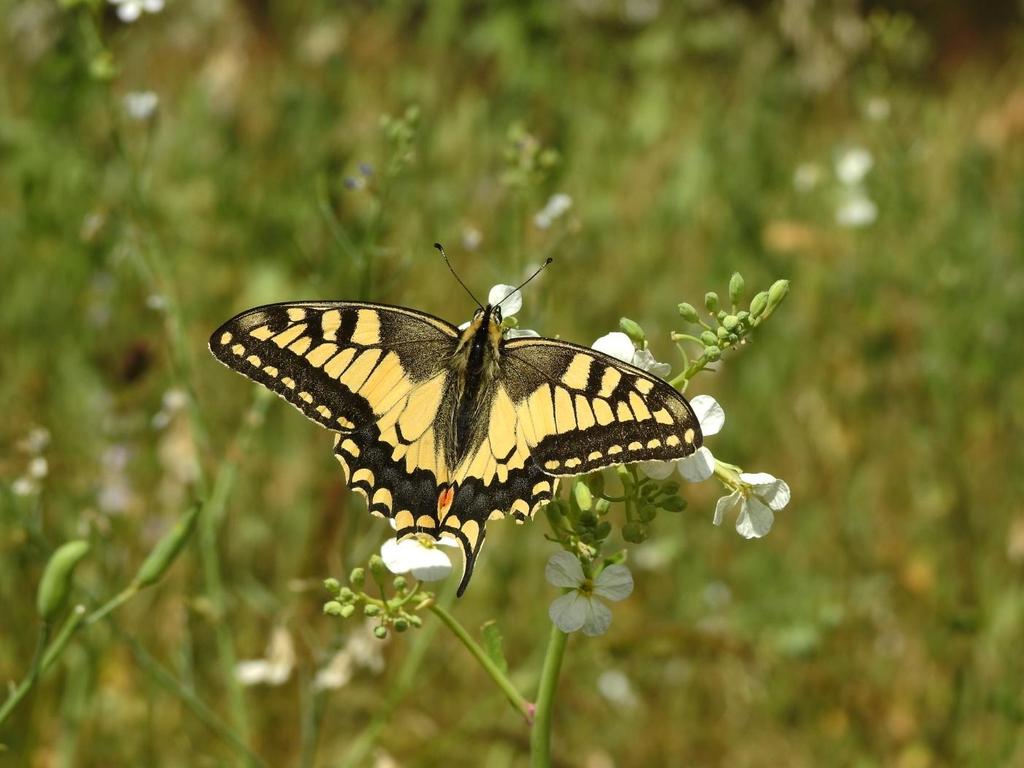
[123,90,159,121]
[534,193,572,230]
[314,620,387,691]
[461,225,482,251]
[235,626,295,686]
[835,192,878,228]
[597,669,640,709]
[793,162,823,193]
[835,147,873,186]
[108,0,164,23]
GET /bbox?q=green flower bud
[323,601,345,616]
[662,495,688,513]
[749,291,769,318]
[340,604,355,618]
[677,302,700,323]
[323,578,341,595]
[622,522,649,544]
[729,272,745,305]
[726,333,739,345]
[409,614,423,628]
[133,504,199,589]
[337,586,355,602]
[700,330,717,347]
[373,625,389,640]
[618,317,646,345]
[349,567,365,588]
[736,311,750,324]
[704,292,719,312]
[660,480,680,496]
[638,505,658,523]
[368,555,387,581]
[393,617,410,632]
[393,576,407,592]
[579,510,598,527]
[573,482,593,511]
[364,604,382,617]
[722,314,739,331]
[716,325,729,339]
[594,498,611,515]
[37,540,90,621]
[586,471,605,497]
[767,279,790,311]
[594,521,612,539]
[705,346,722,362]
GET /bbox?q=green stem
[83,585,138,626]
[0,608,85,727]
[530,623,569,767]
[429,603,533,722]
[119,631,268,768]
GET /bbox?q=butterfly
[209,249,703,595]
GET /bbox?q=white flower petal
[678,447,714,482]
[631,348,670,378]
[594,564,633,602]
[690,395,724,436]
[545,551,584,588]
[548,591,588,633]
[835,193,877,228]
[591,332,634,364]
[380,538,452,580]
[740,472,791,510]
[735,496,774,539]
[488,284,522,316]
[235,660,274,686]
[546,193,572,218]
[313,651,354,691]
[640,460,676,480]
[713,490,743,527]
[506,327,540,339]
[579,597,613,637]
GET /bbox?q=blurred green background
[3,1,1024,766]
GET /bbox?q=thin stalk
[0,608,85,726]
[120,632,268,768]
[429,603,533,722]
[529,624,569,767]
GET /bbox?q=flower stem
[530,623,569,767]
[428,603,533,722]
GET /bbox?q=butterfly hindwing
[500,338,703,475]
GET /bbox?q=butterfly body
[210,299,702,595]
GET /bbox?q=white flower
[380,523,459,582]
[865,97,890,122]
[313,620,386,690]
[597,669,639,709]
[835,147,873,186]
[123,90,159,120]
[713,472,791,539]
[640,394,723,482]
[835,192,878,228]
[27,457,48,480]
[591,331,670,378]
[545,551,633,637]
[793,162,822,193]
[461,226,482,251]
[534,193,572,230]
[235,626,295,686]
[488,283,522,316]
[108,0,164,23]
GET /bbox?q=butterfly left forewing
[501,338,702,475]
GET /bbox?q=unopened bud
[749,291,769,318]
[368,555,387,581]
[622,522,649,544]
[704,292,719,312]
[573,482,593,511]
[323,601,345,616]
[705,346,722,362]
[700,330,717,347]
[767,279,790,311]
[134,504,199,589]
[394,617,410,632]
[677,302,700,323]
[349,567,365,588]
[722,314,739,331]
[323,578,341,595]
[364,604,382,617]
[618,317,646,345]
[373,625,389,639]
[728,272,745,305]
[393,576,408,592]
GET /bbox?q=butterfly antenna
[435,242,483,309]
[496,257,554,309]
